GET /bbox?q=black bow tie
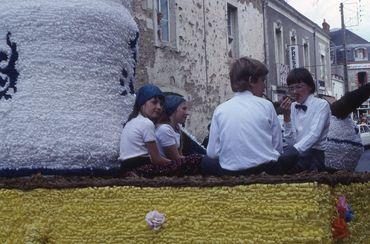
[295,104,307,112]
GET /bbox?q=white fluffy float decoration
[0,0,138,170]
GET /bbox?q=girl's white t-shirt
[119,114,156,161]
[155,124,181,157]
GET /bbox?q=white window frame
[273,22,284,65]
[354,47,367,61]
[154,0,170,44]
[227,4,238,58]
[302,38,310,69]
[320,54,326,80]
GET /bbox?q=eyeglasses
[288,83,306,92]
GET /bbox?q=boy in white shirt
[280,68,331,172]
[203,57,298,176]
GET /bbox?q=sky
[286,0,370,42]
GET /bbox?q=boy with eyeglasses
[280,68,331,172]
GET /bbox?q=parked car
[358,123,370,148]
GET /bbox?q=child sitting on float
[280,68,331,172]
[119,84,171,171]
[203,57,298,176]
[156,94,190,161]
[119,85,202,177]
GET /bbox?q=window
[274,24,284,65]
[320,54,326,80]
[318,80,325,87]
[357,72,368,86]
[290,35,296,44]
[354,48,368,61]
[303,42,309,68]
[330,45,335,65]
[156,0,170,42]
[290,30,297,45]
[153,0,177,48]
[227,4,238,58]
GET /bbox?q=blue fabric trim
[327,138,364,147]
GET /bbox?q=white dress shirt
[207,90,283,171]
[283,94,330,153]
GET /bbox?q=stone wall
[133,0,264,140]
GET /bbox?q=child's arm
[146,141,172,165]
[281,98,295,146]
[162,145,183,161]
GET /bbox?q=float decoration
[332,195,354,240]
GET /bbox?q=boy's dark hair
[229,57,268,92]
[286,68,316,94]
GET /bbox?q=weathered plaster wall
[134,0,264,140]
[233,0,264,61]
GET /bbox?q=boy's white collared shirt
[283,94,331,153]
[207,90,283,171]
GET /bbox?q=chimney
[322,19,330,33]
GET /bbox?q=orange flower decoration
[331,216,350,239]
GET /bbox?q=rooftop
[330,29,369,46]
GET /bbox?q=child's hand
[280,96,291,109]
[280,96,292,122]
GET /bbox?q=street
[356,149,370,172]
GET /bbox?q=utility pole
[340,2,349,93]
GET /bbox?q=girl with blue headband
[119,87,203,177]
[119,84,171,171]
[155,94,189,161]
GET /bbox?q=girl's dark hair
[123,84,164,127]
[156,111,171,124]
[229,57,268,92]
[286,68,316,94]
[123,96,165,127]
[124,100,140,127]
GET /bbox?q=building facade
[330,29,370,92]
[133,0,265,139]
[331,74,345,100]
[264,0,332,101]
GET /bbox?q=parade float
[0,0,369,243]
